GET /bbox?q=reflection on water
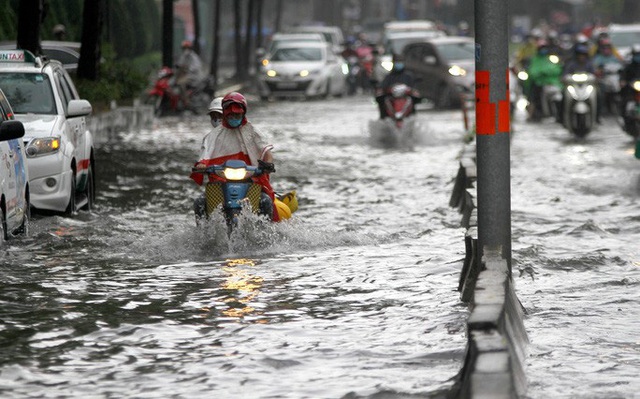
[220,258,264,319]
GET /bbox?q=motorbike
[596,62,623,116]
[374,83,417,148]
[561,72,598,138]
[541,83,563,121]
[620,80,640,138]
[345,55,361,95]
[146,67,211,116]
[192,160,297,234]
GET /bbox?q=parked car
[0,49,94,215]
[373,29,447,83]
[403,36,475,108]
[288,25,345,54]
[0,87,30,239]
[608,23,640,61]
[258,41,347,100]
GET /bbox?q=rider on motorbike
[619,45,640,105]
[593,38,623,119]
[176,40,204,110]
[191,92,278,221]
[559,43,597,122]
[375,54,420,119]
[526,39,563,121]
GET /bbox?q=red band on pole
[476,70,495,135]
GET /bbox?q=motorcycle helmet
[222,92,248,114]
[208,97,223,114]
[574,43,589,56]
[157,66,173,79]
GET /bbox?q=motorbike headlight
[633,81,640,91]
[266,69,277,77]
[571,73,589,83]
[549,55,560,64]
[221,167,249,181]
[381,60,394,71]
[26,136,60,157]
[448,65,466,77]
[341,63,349,75]
[517,71,529,81]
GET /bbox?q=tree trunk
[77,0,103,81]
[256,0,263,50]
[244,0,254,79]
[274,0,283,33]
[17,0,42,55]
[162,0,174,67]
[234,0,243,79]
[210,0,221,92]
[192,0,201,55]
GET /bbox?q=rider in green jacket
[526,40,563,121]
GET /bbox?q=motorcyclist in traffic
[559,43,597,123]
[593,38,623,119]
[526,39,563,121]
[191,92,278,221]
[375,53,420,119]
[176,40,204,111]
[619,44,640,119]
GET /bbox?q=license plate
[276,82,297,89]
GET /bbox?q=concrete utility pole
[474,0,512,268]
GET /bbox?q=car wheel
[16,193,30,236]
[0,204,7,241]
[437,84,453,109]
[65,175,76,216]
[82,164,95,212]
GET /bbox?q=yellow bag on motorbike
[275,190,298,220]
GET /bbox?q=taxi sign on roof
[0,50,37,63]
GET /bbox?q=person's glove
[258,160,275,173]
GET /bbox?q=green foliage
[74,44,151,108]
[0,0,17,41]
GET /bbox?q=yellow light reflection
[220,258,264,319]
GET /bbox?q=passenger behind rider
[375,53,420,119]
[619,45,640,113]
[176,40,204,110]
[526,39,563,121]
[191,92,278,221]
[208,96,223,128]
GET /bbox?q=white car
[608,23,640,61]
[288,26,345,54]
[0,87,30,239]
[258,42,348,100]
[0,50,94,214]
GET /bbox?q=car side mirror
[0,120,25,141]
[424,55,437,65]
[67,99,92,118]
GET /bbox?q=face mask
[394,62,405,71]
[227,117,243,128]
[211,119,221,128]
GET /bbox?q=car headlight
[381,60,394,71]
[26,136,60,157]
[299,70,310,77]
[266,69,277,77]
[448,65,467,77]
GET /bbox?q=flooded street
[1,93,638,398]
[0,96,469,398]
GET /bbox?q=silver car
[258,42,347,100]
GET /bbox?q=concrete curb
[450,142,528,399]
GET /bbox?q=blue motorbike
[192,160,268,234]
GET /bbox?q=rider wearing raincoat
[191,92,280,221]
[526,39,563,120]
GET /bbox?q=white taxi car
[0,87,30,239]
[0,50,94,214]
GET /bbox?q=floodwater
[1,94,638,398]
[0,96,470,398]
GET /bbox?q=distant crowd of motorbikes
[513,33,640,140]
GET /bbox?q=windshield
[272,47,323,62]
[436,41,475,61]
[387,33,440,55]
[0,72,56,114]
[610,30,640,48]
